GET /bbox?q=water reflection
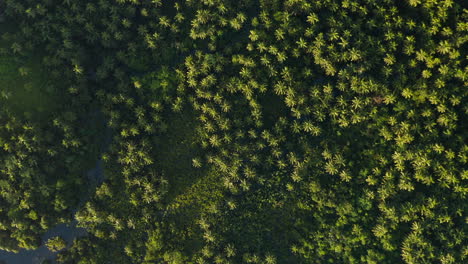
[0,222,86,264]
[0,159,105,264]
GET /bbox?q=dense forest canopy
[0,0,467,263]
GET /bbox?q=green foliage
[0,19,105,253]
[0,23,54,119]
[1,0,467,263]
[46,236,67,252]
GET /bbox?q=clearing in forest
[0,23,57,119]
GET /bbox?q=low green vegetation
[0,24,55,119]
[1,1,467,264]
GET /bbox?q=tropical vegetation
[0,0,466,263]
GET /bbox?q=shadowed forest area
[0,0,467,264]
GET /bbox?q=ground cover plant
[1,0,467,263]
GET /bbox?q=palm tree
[11,42,22,54]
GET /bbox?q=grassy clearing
[151,106,226,256]
[0,23,57,119]
[155,106,224,209]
